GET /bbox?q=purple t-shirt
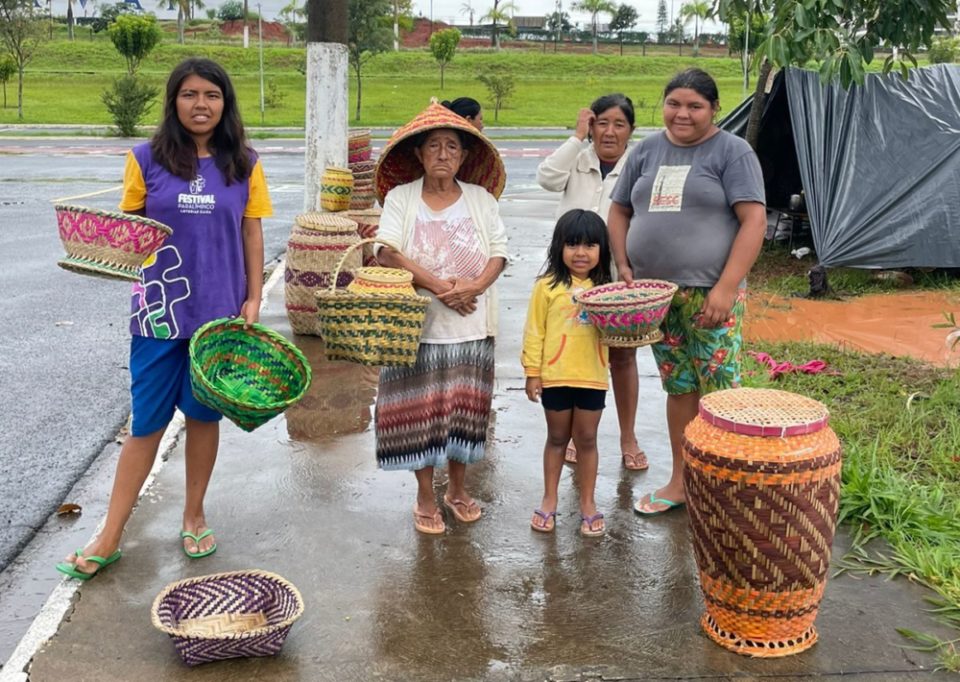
[124,144,258,339]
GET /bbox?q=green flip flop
[180,529,218,559]
[633,493,685,516]
[55,549,122,581]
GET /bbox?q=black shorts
[541,386,606,412]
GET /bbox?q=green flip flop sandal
[633,493,685,516]
[55,549,122,581]
[180,529,218,559]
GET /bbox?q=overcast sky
[411,0,722,34]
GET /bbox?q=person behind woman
[523,209,612,537]
[441,97,484,131]
[373,100,508,535]
[607,68,766,515]
[57,57,273,579]
[536,93,647,471]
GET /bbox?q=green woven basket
[189,318,312,432]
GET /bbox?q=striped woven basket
[343,208,382,266]
[682,388,842,658]
[319,166,354,212]
[315,239,429,367]
[151,570,304,667]
[55,204,173,282]
[189,318,312,432]
[574,280,678,347]
[284,212,361,336]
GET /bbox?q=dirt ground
[745,290,960,367]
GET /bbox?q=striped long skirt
[375,338,495,471]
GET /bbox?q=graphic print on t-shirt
[649,165,691,212]
[178,173,217,215]
[131,245,191,339]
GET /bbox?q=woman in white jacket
[536,93,647,471]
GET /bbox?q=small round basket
[574,279,678,348]
[189,318,312,432]
[151,569,305,667]
[55,204,173,282]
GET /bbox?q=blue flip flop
[55,549,122,581]
[634,493,685,516]
[180,529,218,559]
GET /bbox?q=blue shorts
[541,386,606,412]
[129,335,221,437]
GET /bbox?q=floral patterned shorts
[651,287,746,395]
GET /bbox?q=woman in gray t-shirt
[607,68,767,515]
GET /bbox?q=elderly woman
[373,100,508,535]
[537,93,648,471]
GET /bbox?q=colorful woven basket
[315,239,429,367]
[319,166,354,212]
[55,204,173,282]
[682,388,842,658]
[374,99,505,205]
[189,318,312,432]
[151,570,304,667]
[574,280,678,347]
[348,129,372,164]
[344,208,382,266]
[284,212,361,336]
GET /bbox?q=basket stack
[152,570,304,667]
[574,279,678,347]
[284,212,361,336]
[683,388,842,657]
[348,129,376,210]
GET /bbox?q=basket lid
[698,388,829,437]
[354,266,413,284]
[295,212,359,231]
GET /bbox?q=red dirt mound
[220,19,290,43]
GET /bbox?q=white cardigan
[536,136,630,221]
[375,177,509,337]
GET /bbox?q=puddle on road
[285,335,379,441]
[745,290,960,367]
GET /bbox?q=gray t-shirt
[610,130,765,288]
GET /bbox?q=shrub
[217,0,245,21]
[107,14,162,75]
[102,75,159,137]
[928,37,958,64]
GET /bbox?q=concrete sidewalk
[15,189,956,681]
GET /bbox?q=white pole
[258,4,264,125]
[743,10,749,94]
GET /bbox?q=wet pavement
[13,188,958,680]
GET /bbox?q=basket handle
[328,237,403,294]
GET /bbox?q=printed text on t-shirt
[649,165,691,212]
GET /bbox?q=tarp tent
[720,65,960,269]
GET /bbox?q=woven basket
[315,239,429,367]
[682,388,842,658]
[189,318,312,432]
[284,213,361,336]
[55,204,173,282]
[574,280,678,347]
[319,166,354,212]
[151,570,304,667]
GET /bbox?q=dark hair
[541,209,612,288]
[441,97,482,120]
[664,68,720,107]
[590,93,635,128]
[409,127,474,152]
[150,57,252,184]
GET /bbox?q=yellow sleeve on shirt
[118,151,146,212]
[521,278,549,377]
[244,158,274,218]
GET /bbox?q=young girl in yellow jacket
[522,209,612,536]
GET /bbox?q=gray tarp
[723,65,960,269]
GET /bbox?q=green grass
[743,343,960,670]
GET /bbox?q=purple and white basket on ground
[151,569,304,666]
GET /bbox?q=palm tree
[481,0,517,51]
[460,1,475,26]
[679,0,711,56]
[572,0,616,55]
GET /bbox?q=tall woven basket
[315,239,429,367]
[284,212,361,336]
[343,207,382,266]
[152,570,304,667]
[682,388,842,657]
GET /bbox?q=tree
[348,0,391,121]
[481,0,516,51]
[716,0,956,148]
[108,14,161,75]
[217,0,244,20]
[277,0,304,45]
[0,53,13,107]
[671,16,684,53]
[102,75,158,136]
[0,0,45,120]
[391,0,414,51]
[459,1,474,26]
[546,10,572,51]
[656,0,668,40]
[726,10,766,56]
[609,3,637,56]
[928,36,958,64]
[91,2,133,33]
[429,27,460,90]
[477,67,513,122]
[679,0,710,56]
[572,0,616,55]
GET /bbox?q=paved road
[0,138,553,573]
